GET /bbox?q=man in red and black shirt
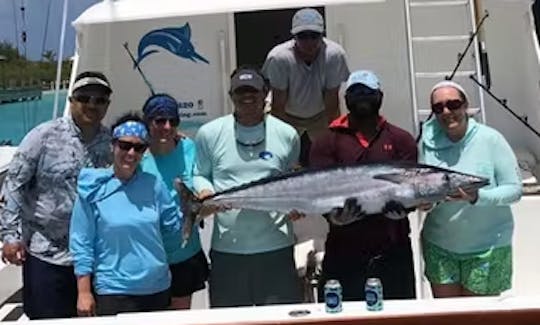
[310,70,417,301]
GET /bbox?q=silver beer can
[365,277,383,311]
[324,279,342,313]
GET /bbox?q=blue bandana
[142,94,179,119]
[112,121,149,143]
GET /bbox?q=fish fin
[382,200,414,220]
[373,172,409,184]
[324,197,365,226]
[178,23,191,39]
[173,178,202,245]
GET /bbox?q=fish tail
[173,178,202,246]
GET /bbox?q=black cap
[230,69,266,92]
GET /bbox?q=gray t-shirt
[262,38,349,119]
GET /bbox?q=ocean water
[0,90,67,145]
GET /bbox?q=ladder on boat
[404,0,487,136]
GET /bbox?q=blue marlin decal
[135,23,209,67]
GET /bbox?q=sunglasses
[431,99,464,114]
[115,140,147,153]
[71,95,109,106]
[152,117,180,127]
[295,32,322,40]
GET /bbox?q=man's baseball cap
[291,8,325,35]
[72,73,112,94]
[346,70,381,91]
[230,69,266,92]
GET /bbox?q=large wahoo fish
[174,162,489,246]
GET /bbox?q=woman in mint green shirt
[419,81,522,297]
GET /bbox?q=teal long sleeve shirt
[420,118,522,254]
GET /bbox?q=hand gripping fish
[174,162,489,246]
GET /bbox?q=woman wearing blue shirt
[419,81,522,297]
[140,94,209,309]
[69,114,182,316]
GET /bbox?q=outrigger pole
[470,75,540,139]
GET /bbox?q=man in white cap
[262,8,349,166]
[0,71,112,319]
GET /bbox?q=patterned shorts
[422,238,512,295]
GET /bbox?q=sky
[0,0,99,61]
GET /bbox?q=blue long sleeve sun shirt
[420,118,522,254]
[69,168,182,295]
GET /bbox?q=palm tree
[42,50,56,63]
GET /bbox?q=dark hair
[230,64,270,92]
[110,112,148,135]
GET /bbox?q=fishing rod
[415,10,489,143]
[446,11,489,81]
[122,42,156,95]
[470,75,540,139]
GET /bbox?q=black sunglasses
[71,95,109,106]
[115,140,147,153]
[152,117,180,127]
[431,99,464,114]
[295,31,322,40]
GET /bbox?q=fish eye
[444,174,450,182]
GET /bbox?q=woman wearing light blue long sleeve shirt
[69,114,182,316]
[419,81,522,298]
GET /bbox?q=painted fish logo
[135,23,209,67]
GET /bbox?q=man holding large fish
[309,70,420,301]
[192,67,303,307]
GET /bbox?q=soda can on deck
[365,277,383,311]
[324,279,342,313]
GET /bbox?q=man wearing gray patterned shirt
[0,71,113,319]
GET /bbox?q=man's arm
[323,87,341,122]
[309,132,336,169]
[262,55,289,121]
[393,130,418,163]
[270,88,289,121]
[324,47,350,122]
[1,127,43,255]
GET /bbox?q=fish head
[446,171,490,196]
[413,168,489,200]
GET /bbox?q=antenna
[122,42,156,95]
